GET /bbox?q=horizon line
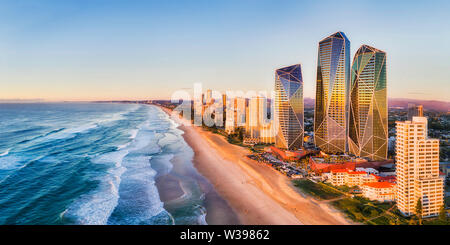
[1,97,449,103]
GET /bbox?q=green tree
[238,128,243,141]
[415,199,423,225]
[408,217,417,225]
[389,217,400,225]
[439,205,447,221]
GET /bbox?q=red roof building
[269,146,306,161]
[362,182,396,202]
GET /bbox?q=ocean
[0,103,217,225]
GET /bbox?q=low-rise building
[243,137,259,145]
[269,146,306,161]
[310,156,366,174]
[330,169,377,187]
[439,162,450,180]
[362,182,396,202]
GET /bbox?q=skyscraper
[396,117,443,218]
[224,97,246,133]
[314,32,351,154]
[274,64,304,150]
[246,96,269,138]
[348,45,388,160]
[205,89,213,105]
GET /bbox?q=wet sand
[153,114,240,225]
[159,106,353,225]
[155,174,184,202]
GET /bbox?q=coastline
[153,107,240,225]
[154,150,241,225]
[158,105,353,225]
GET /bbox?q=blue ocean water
[0,103,207,225]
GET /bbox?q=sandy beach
[160,106,353,225]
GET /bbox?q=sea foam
[64,106,169,225]
[0,149,10,157]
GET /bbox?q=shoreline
[153,108,240,225]
[155,151,241,225]
[158,105,353,225]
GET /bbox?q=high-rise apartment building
[246,96,270,138]
[205,89,213,105]
[396,116,444,218]
[314,32,351,153]
[260,121,276,144]
[348,45,388,160]
[274,64,304,150]
[225,97,246,133]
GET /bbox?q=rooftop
[363,182,395,189]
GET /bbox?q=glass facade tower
[274,64,304,150]
[348,45,387,160]
[314,32,350,153]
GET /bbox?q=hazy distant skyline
[1,0,449,102]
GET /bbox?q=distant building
[314,32,351,154]
[194,94,205,124]
[407,104,424,121]
[246,96,263,137]
[396,116,444,218]
[348,45,388,161]
[439,162,450,180]
[245,96,275,144]
[274,64,304,150]
[235,97,246,127]
[225,97,247,133]
[222,94,227,126]
[388,136,396,153]
[205,89,213,105]
[362,182,396,202]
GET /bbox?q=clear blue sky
[1,0,449,101]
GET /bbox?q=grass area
[370,215,391,225]
[292,179,450,225]
[335,185,351,192]
[423,219,450,225]
[331,196,405,225]
[331,197,450,225]
[326,184,356,193]
[251,144,272,152]
[292,179,343,200]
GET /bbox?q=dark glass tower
[348,45,387,160]
[274,64,304,150]
[314,32,350,153]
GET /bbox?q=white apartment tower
[225,97,246,133]
[246,96,267,138]
[395,116,444,218]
